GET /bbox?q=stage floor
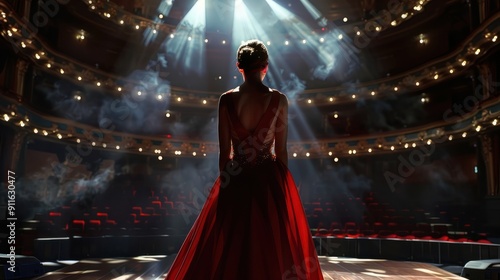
[34,256,466,279]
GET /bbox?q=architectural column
[22,1,32,21]
[478,0,487,23]
[14,59,29,101]
[477,64,492,101]
[480,132,500,233]
[1,127,28,182]
[494,133,500,196]
[479,133,499,196]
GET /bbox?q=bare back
[218,85,288,171]
[231,85,274,133]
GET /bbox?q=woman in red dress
[165,39,324,280]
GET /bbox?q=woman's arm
[218,94,232,172]
[274,93,288,167]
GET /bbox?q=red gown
[165,91,324,280]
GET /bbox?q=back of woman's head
[237,39,268,72]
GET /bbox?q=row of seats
[312,221,491,243]
[31,191,488,243]
[302,192,488,243]
[34,195,206,235]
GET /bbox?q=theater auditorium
[1,0,500,279]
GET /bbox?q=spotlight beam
[143,0,176,45]
[166,0,207,76]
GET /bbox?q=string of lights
[1,2,500,160]
[1,4,499,107]
[83,0,176,34]
[80,0,431,39]
[1,94,498,160]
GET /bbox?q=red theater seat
[96,212,117,227]
[152,200,162,209]
[432,224,449,239]
[70,220,85,235]
[377,230,398,239]
[344,222,359,237]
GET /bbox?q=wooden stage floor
[34,256,466,279]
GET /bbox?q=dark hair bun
[237,39,268,71]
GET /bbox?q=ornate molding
[2,93,499,159]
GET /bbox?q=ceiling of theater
[36,0,469,92]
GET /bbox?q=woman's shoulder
[221,86,246,96]
[269,89,288,105]
[221,87,237,96]
[268,88,286,96]
[219,88,237,103]
[219,87,287,102]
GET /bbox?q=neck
[242,71,264,85]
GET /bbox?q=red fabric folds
[165,159,324,280]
